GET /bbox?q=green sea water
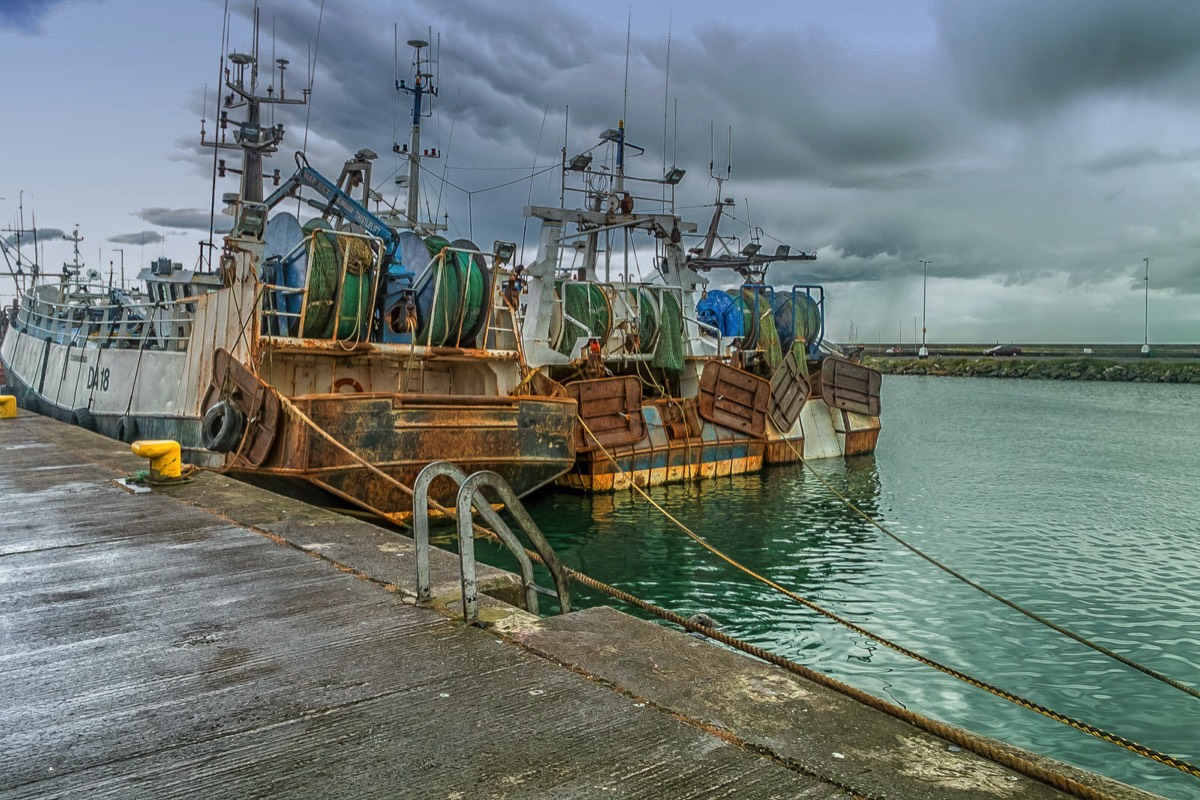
[472,376,1200,798]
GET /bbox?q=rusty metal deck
[0,412,1161,799]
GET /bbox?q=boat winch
[698,285,824,361]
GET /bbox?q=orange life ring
[333,376,364,394]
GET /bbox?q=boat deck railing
[14,287,200,351]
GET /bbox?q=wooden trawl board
[820,357,882,416]
[698,362,769,437]
[566,376,646,452]
[768,350,810,432]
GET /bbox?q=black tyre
[115,415,139,444]
[22,391,39,415]
[202,401,246,452]
[0,384,12,397]
[72,407,96,431]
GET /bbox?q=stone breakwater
[867,357,1200,383]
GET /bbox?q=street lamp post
[918,259,931,358]
[113,248,125,289]
[1141,257,1150,356]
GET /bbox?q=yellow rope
[212,384,1198,783]
[576,416,1200,780]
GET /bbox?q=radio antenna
[727,124,733,179]
[661,15,672,203]
[622,11,631,126]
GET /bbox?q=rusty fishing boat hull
[199,349,576,517]
[246,393,576,515]
[557,357,880,492]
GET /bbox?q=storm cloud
[935,0,1200,120]
[5,0,1197,341]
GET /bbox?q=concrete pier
[0,412,1163,799]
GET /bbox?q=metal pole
[114,249,125,289]
[1141,257,1150,356]
[918,259,930,358]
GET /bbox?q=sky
[2,0,1198,344]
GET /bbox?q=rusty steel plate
[697,362,769,438]
[821,357,882,416]
[768,350,810,432]
[566,376,646,452]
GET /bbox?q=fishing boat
[1,20,880,517]
[513,120,882,491]
[0,32,576,522]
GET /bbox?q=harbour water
[474,376,1200,798]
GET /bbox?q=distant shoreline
[866,356,1200,383]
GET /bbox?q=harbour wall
[866,356,1200,383]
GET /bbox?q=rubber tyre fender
[202,401,246,453]
[72,407,96,431]
[0,384,12,397]
[115,415,139,444]
[22,391,40,415]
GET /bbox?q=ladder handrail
[413,461,572,624]
[455,471,538,621]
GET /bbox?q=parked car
[984,344,1022,356]
[886,345,903,354]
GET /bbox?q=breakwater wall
[867,356,1200,383]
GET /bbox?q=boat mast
[202,8,307,207]
[61,226,83,282]
[395,37,444,233]
[198,10,309,361]
[698,124,732,259]
[1,191,32,295]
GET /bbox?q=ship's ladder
[484,284,525,353]
[412,460,572,624]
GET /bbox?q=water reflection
[480,453,894,659]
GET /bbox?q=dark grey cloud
[209,0,978,252]
[183,0,1200,339]
[108,231,166,245]
[138,207,232,232]
[2,228,67,247]
[935,0,1200,119]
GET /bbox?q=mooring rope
[562,568,1120,800]
[575,417,1200,781]
[781,433,1200,702]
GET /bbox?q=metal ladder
[412,461,572,624]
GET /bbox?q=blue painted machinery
[697,284,825,357]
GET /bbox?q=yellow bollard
[0,395,16,419]
[130,439,183,482]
